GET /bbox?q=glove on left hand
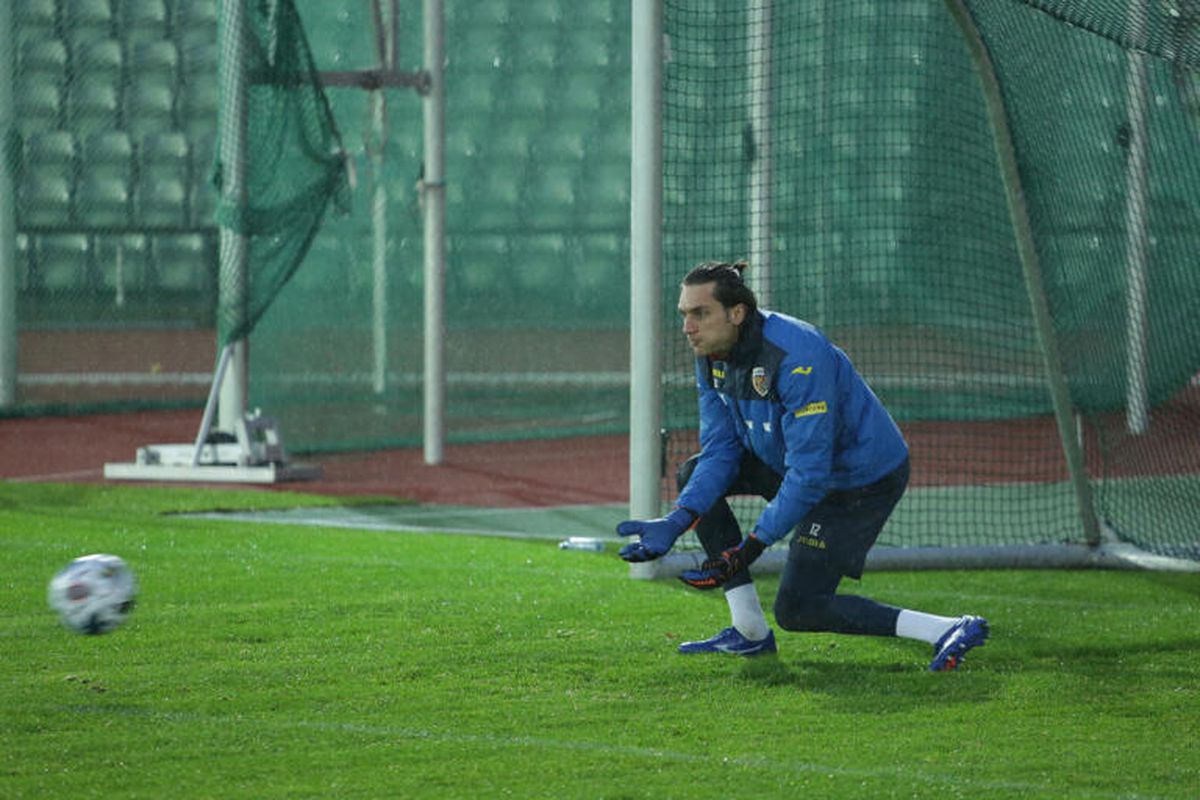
[678,534,766,590]
[616,507,697,562]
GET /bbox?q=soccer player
[617,261,989,671]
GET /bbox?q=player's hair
[682,260,758,317]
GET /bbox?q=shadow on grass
[733,647,1004,711]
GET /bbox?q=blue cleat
[929,615,989,671]
[678,626,777,656]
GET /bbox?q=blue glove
[679,534,766,589]
[616,507,697,562]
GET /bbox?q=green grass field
[2,482,1198,799]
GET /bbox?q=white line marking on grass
[58,705,1166,800]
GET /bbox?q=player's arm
[617,360,742,563]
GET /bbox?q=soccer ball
[47,554,138,635]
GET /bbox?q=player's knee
[774,593,836,632]
[675,454,700,492]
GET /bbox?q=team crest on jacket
[752,366,769,397]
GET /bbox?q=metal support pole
[193,344,236,466]
[217,0,249,432]
[422,0,446,464]
[945,0,1102,546]
[747,0,773,306]
[0,0,17,408]
[630,0,664,518]
[1123,0,1150,434]
[370,2,396,396]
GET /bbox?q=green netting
[662,0,1200,559]
[212,0,348,347]
[246,0,633,450]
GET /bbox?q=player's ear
[729,303,747,326]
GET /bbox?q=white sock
[895,609,960,645]
[724,583,770,641]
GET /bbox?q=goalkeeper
[617,261,989,671]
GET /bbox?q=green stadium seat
[524,166,576,229]
[20,0,60,31]
[16,233,32,290]
[75,173,132,227]
[16,73,64,134]
[130,39,179,84]
[32,234,91,293]
[510,234,566,291]
[151,233,214,293]
[68,76,121,131]
[75,36,123,77]
[471,165,525,230]
[20,38,68,76]
[23,129,78,179]
[179,77,219,140]
[136,132,190,227]
[82,130,134,179]
[140,130,190,166]
[175,0,217,35]
[124,82,177,135]
[20,172,74,228]
[572,233,625,293]
[454,234,511,293]
[119,0,170,40]
[576,163,628,229]
[62,0,116,36]
[178,35,217,80]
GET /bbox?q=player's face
[678,282,745,357]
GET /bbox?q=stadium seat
[19,172,74,228]
[151,233,214,293]
[21,131,78,226]
[174,0,217,36]
[124,82,177,136]
[82,130,134,182]
[130,39,179,85]
[32,234,92,293]
[510,234,566,291]
[454,234,512,293]
[119,0,170,42]
[524,166,576,229]
[20,38,68,77]
[20,0,60,32]
[178,77,219,141]
[75,173,132,227]
[136,132,191,227]
[74,36,123,78]
[16,74,64,134]
[471,165,525,230]
[68,76,122,131]
[62,0,116,39]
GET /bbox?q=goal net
[658,0,1200,567]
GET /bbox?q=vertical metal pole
[0,0,17,408]
[217,0,249,432]
[747,0,773,306]
[630,0,664,518]
[1123,0,1150,434]
[945,0,1102,546]
[422,0,446,464]
[371,2,394,396]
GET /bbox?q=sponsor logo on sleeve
[794,400,827,418]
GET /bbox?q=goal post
[631,0,1200,574]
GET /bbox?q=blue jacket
[675,310,909,546]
